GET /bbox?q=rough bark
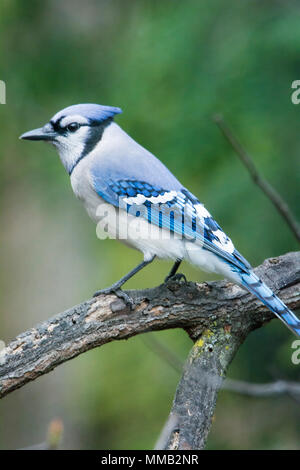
[0,252,299,448]
[163,329,243,450]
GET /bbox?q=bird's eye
[67,122,80,132]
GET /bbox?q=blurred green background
[0,0,299,450]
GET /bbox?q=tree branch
[162,328,243,450]
[213,114,300,243]
[155,375,300,450]
[0,252,299,450]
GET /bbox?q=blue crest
[51,103,122,125]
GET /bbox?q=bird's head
[20,103,122,174]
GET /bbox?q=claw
[93,287,135,310]
[164,272,187,284]
[114,289,135,309]
[93,287,114,297]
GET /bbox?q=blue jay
[20,103,300,337]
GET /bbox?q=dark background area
[0,0,299,449]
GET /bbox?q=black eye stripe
[49,116,105,133]
[50,120,89,134]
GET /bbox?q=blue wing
[91,174,251,274]
[90,165,300,337]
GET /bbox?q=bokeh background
[0,0,299,450]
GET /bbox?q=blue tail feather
[239,271,300,337]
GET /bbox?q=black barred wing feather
[95,178,251,273]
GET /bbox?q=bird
[20,103,300,337]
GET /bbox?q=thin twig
[213,114,300,243]
[222,378,300,397]
[141,334,183,373]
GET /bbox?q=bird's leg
[93,255,156,307]
[164,259,187,283]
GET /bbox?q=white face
[49,114,96,174]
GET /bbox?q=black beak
[20,124,56,141]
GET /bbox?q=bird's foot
[93,286,135,309]
[164,272,187,284]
